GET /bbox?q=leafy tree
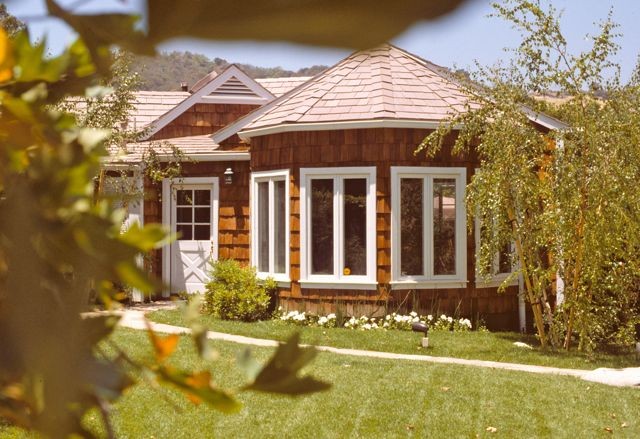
[420,0,640,350]
[1,0,470,436]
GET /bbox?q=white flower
[394,315,402,322]
[327,313,336,320]
[385,315,391,321]
[410,311,418,317]
[372,323,378,329]
[318,316,328,325]
[383,322,389,328]
[360,315,368,321]
[447,316,453,323]
[427,315,433,321]
[440,314,447,320]
[363,323,372,330]
[412,316,419,323]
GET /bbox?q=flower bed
[277,309,473,332]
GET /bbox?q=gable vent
[209,76,258,97]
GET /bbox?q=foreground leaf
[245,333,331,395]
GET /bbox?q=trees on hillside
[421,0,640,350]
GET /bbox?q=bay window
[251,170,289,281]
[300,167,376,288]
[391,167,467,288]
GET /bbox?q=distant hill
[131,51,327,91]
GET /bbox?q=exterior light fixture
[224,167,234,185]
[412,321,429,348]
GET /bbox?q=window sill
[257,273,291,288]
[475,275,517,289]
[390,280,468,290]
[299,280,378,291]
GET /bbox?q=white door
[169,180,218,294]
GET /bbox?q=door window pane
[274,180,286,273]
[433,178,456,275]
[177,207,192,223]
[176,190,192,206]
[194,225,210,240]
[194,189,211,206]
[257,182,269,272]
[343,178,367,276]
[400,178,424,276]
[176,224,192,241]
[311,179,334,275]
[194,207,210,223]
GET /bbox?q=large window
[391,167,467,288]
[300,167,376,288]
[251,170,289,281]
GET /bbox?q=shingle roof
[241,44,479,134]
[129,91,190,129]
[256,77,313,97]
[108,135,239,163]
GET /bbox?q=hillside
[131,51,327,91]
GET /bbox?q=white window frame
[390,166,467,290]
[250,169,290,284]
[299,167,377,290]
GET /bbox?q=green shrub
[203,259,276,321]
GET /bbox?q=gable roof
[142,64,275,140]
[238,44,479,139]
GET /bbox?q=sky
[4,0,640,81]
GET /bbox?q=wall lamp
[224,167,234,185]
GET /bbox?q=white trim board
[144,65,275,140]
[390,166,467,285]
[250,169,291,283]
[239,119,462,140]
[161,176,219,297]
[299,166,377,286]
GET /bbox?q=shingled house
[109,45,564,330]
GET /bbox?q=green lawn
[148,308,639,370]
[4,328,640,438]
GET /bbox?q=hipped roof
[239,44,480,138]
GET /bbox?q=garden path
[110,302,640,388]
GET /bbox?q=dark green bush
[204,259,277,321]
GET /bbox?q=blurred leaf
[119,223,169,252]
[245,333,330,395]
[45,0,154,73]
[157,368,241,413]
[237,348,261,382]
[181,296,217,361]
[80,314,121,346]
[0,27,14,82]
[147,327,180,363]
[145,0,469,49]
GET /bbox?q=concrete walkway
[114,303,640,388]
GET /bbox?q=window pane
[497,245,511,274]
[194,189,210,206]
[400,179,423,276]
[274,180,286,273]
[433,178,456,275]
[194,207,210,223]
[176,190,192,206]
[176,224,192,241]
[343,178,367,276]
[194,225,210,240]
[177,207,192,223]
[257,182,269,272]
[311,179,334,275]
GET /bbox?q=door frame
[162,176,219,297]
